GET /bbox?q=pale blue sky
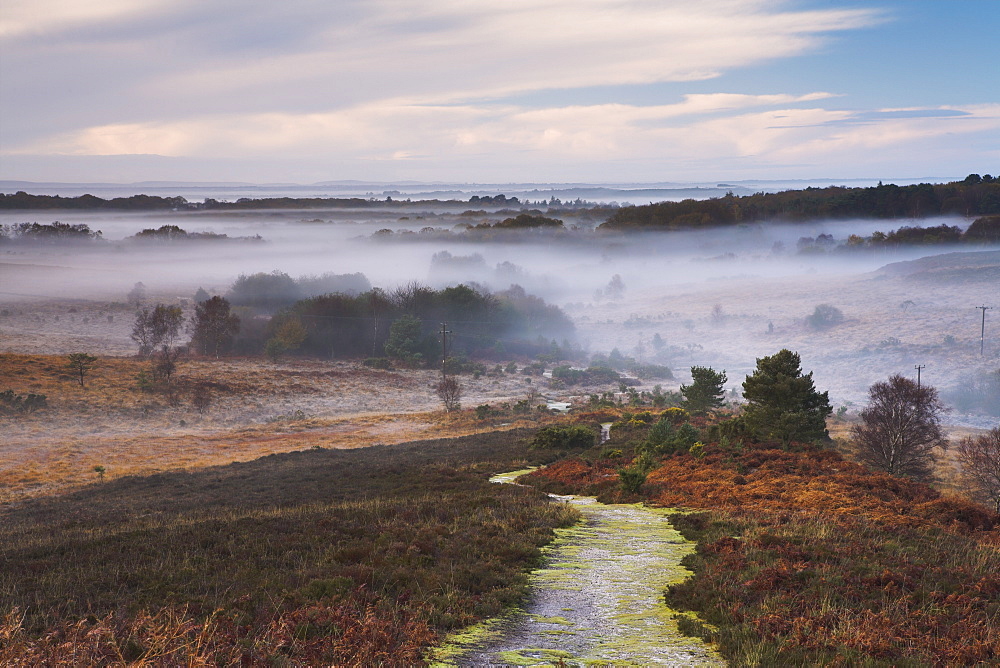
[1,0,997,184]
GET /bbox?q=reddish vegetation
[2,595,435,666]
[531,446,998,532]
[524,440,1000,665]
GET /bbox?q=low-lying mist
[1,206,997,425]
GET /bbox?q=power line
[976,305,993,356]
[439,322,451,381]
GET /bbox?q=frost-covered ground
[433,477,723,666]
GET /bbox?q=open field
[4,210,995,422]
[0,352,583,502]
[572,253,999,419]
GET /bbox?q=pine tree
[681,366,727,413]
[742,349,831,446]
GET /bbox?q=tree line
[129,276,575,364]
[0,192,483,211]
[600,175,1000,230]
[263,283,575,362]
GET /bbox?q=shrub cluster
[530,425,597,450]
[521,436,1000,666]
[0,389,47,414]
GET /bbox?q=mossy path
[429,471,724,666]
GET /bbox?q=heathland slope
[0,430,586,664]
[523,428,1000,666]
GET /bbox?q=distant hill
[875,249,1000,281]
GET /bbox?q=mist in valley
[2,204,998,426]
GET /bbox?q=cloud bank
[2,0,996,182]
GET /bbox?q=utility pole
[440,322,451,381]
[914,364,925,389]
[976,305,993,356]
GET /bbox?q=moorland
[1,178,998,664]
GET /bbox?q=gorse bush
[0,389,47,414]
[805,304,844,330]
[551,365,621,385]
[640,419,701,456]
[530,425,597,450]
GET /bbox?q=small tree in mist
[955,427,1000,512]
[806,304,844,330]
[151,346,182,384]
[127,281,146,308]
[681,366,727,413]
[191,383,213,414]
[66,353,97,387]
[265,318,306,361]
[436,376,462,412]
[131,304,184,358]
[191,296,240,357]
[853,375,947,481]
[604,274,625,300]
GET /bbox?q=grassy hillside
[522,430,1000,666]
[0,430,585,664]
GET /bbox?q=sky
[1,0,997,184]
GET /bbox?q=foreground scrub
[429,471,724,666]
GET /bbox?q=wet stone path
[430,471,724,666]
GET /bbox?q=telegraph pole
[914,364,925,389]
[976,305,993,356]
[440,322,451,381]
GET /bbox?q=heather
[0,430,583,664]
[521,422,1000,665]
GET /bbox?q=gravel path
[431,473,725,666]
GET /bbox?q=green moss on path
[428,473,724,666]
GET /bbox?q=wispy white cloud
[5,0,994,182]
[139,1,880,107]
[22,98,998,181]
[1,1,881,139]
[0,0,173,38]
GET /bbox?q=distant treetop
[599,175,999,230]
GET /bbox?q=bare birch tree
[853,375,947,481]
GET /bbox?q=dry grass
[0,352,564,503]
